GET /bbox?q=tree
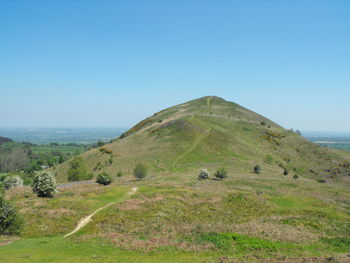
[283,169,289,176]
[96,172,112,185]
[97,141,105,147]
[198,169,209,180]
[0,197,22,235]
[133,164,147,180]
[254,165,261,174]
[58,156,65,164]
[214,167,227,180]
[32,173,56,197]
[67,156,92,181]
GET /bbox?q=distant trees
[0,147,30,172]
[96,172,112,185]
[67,157,93,181]
[254,165,261,174]
[214,167,227,180]
[198,169,209,180]
[133,164,147,181]
[32,173,56,198]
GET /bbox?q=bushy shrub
[3,176,23,190]
[198,169,209,180]
[67,157,92,181]
[318,179,326,183]
[96,172,112,185]
[133,164,147,180]
[214,167,227,180]
[283,169,289,176]
[293,174,299,180]
[117,171,123,177]
[254,165,261,174]
[32,173,56,197]
[0,197,22,235]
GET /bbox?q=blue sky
[1,0,349,131]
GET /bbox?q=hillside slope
[3,96,350,263]
[53,96,350,184]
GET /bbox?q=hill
[0,136,13,145]
[2,96,350,263]
[53,96,350,183]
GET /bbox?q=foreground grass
[0,237,217,263]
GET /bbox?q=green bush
[198,169,209,180]
[283,169,289,176]
[133,164,147,180]
[214,167,227,180]
[117,171,123,177]
[0,197,22,235]
[67,156,92,181]
[3,176,23,190]
[265,155,274,164]
[293,174,299,180]
[32,173,56,198]
[96,172,112,185]
[254,165,261,174]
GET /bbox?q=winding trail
[172,129,212,168]
[64,187,138,238]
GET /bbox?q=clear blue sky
[1,0,349,131]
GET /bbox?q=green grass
[2,96,350,262]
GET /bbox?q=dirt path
[172,129,212,168]
[64,187,138,238]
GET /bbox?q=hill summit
[54,96,350,183]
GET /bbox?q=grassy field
[1,97,350,262]
[1,169,350,262]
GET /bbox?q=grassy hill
[2,96,350,262]
[53,96,350,183]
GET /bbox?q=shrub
[260,121,266,125]
[283,169,289,176]
[133,164,147,180]
[293,174,299,180]
[3,176,23,190]
[0,197,22,235]
[214,167,227,180]
[108,157,113,165]
[96,172,112,185]
[67,157,91,181]
[317,179,326,183]
[32,173,56,197]
[117,171,123,177]
[254,165,261,174]
[198,169,209,180]
[58,156,65,164]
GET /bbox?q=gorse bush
[198,169,209,180]
[133,164,147,180]
[214,167,227,180]
[67,156,92,181]
[96,172,112,185]
[3,176,23,190]
[0,197,22,235]
[117,171,123,177]
[254,165,261,174]
[32,173,56,197]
